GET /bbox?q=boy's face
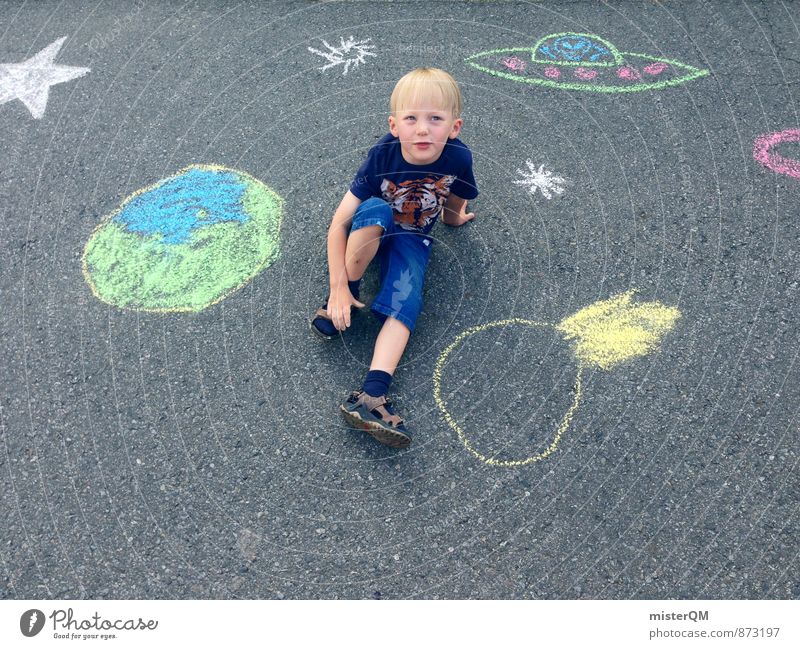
[388,104,463,166]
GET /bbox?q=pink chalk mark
[753,128,800,180]
[502,56,526,72]
[643,62,669,76]
[544,66,561,79]
[616,66,641,81]
[574,67,598,80]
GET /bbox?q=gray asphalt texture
[1,0,799,600]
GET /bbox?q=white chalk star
[0,37,90,119]
[308,36,376,76]
[513,159,567,200]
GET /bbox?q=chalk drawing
[465,32,708,93]
[643,62,669,76]
[308,36,376,75]
[82,164,283,312]
[753,128,800,180]
[574,67,598,81]
[513,160,566,200]
[501,56,526,72]
[0,36,89,119]
[616,66,641,81]
[433,290,681,467]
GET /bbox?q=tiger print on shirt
[380,175,455,231]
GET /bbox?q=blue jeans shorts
[349,197,434,333]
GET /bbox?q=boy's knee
[345,225,383,274]
[356,197,393,227]
[352,223,384,239]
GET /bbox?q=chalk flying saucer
[466,32,708,93]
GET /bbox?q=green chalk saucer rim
[465,46,709,93]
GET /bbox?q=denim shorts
[349,197,433,333]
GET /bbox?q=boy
[311,67,478,449]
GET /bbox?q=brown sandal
[340,390,412,448]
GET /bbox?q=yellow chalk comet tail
[556,290,681,370]
[433,290,681,467]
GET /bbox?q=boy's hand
[327,285,365,331]
[442,194,476,227]
[446,206,475,226]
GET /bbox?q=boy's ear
[388,114,398,136]
[449,117,463,139]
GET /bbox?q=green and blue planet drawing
[82,164,283,312]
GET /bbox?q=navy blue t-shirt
[349,133,479,235]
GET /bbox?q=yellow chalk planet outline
[433,319,585,468]
[433,291,681,468]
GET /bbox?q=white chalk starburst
[308,36,376,76]
[513,160,566,200]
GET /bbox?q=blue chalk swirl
[537,35,613,63]
[114,167,249,244]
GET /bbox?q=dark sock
[313,312,337,336]
[362,369,392,397]
[348,278,361,301]
[313,296,337,337]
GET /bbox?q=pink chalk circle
[501,56,526,72]
[616,66,641,81]
[753,128,800,180]
[643,62,669,75]
[544,66,561,79]
[574,67,598,80]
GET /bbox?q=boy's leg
[341,197,395,284]
[342,224,383,284]
[324,224,384,294]
[361,230,431,393]
[312,198,392,338]
[359,316,409,410]
[341,316,412,447]
[369,316,411,374]
[340,231,430,446]
[341,315,412,447]
[312,225,382,338]
[336,230,418,448]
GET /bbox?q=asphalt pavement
[1,0,798,599]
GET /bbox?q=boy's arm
[441,193,475,227]
[326,190,365,330]
[327,190,362,289]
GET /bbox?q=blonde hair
[390,68,462,119]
